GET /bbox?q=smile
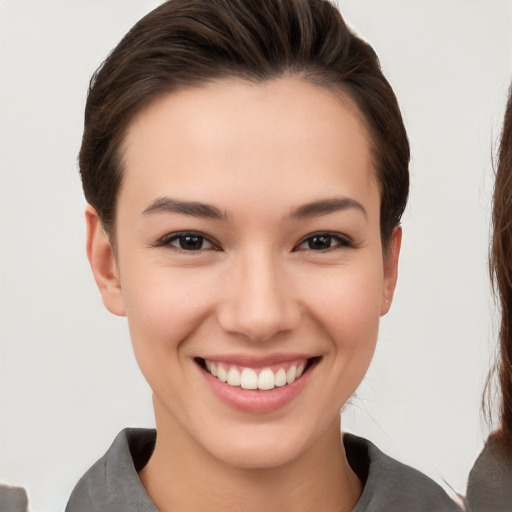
[197,356,321,412]
[201,358,315,391]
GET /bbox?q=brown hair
[79,0,409,248]
[489,84,512,449]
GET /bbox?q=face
[87,78,400,469]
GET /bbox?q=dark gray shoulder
[65,428,157,512]
[0,484,29,512]
[344,434,461,512]
[466,435,512,512]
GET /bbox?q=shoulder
[65,428,157,512]
[0,484,29,512]
[466,433,512,512]
[344,434,461,512]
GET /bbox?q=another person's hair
[490,84,512,449]
[79,0,409,250]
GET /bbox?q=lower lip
[200,362,315,413]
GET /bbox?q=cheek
[119,260,218,363]
[299,261,384,345]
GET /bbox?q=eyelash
[154,231,355,253]
[294,232,355,252]
[154,231,220,252]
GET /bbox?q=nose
[217,250,301,342]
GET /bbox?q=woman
[66,1,460,510]
[465,86,512,511]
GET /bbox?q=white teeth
[258,368,275,390]
[275,368,287,387]
[205,359,310,390]
[241,368,258,389]
[227,367,241,386]
[286,366,297,384]
[206,360,218,377]
[217,364,228,383]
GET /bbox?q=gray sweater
[66,428,461,512]
[0,484,29,512]
[465,435,512,512]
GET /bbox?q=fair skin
[87,77,401,512]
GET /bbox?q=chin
[198,422,321,470]
[213,439,306,470]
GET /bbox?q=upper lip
[197,353,319,368]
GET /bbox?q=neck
[139,412,361,512]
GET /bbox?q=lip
[198,352,317,368]
[197,355,320,413]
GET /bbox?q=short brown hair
[79,0,409,248]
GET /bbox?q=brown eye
[177,234,205,250]
[161,232,215,251]
[296,233,353,251]
[306,235,334,250]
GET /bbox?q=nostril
[215,267,301,341]
[217,306,301,342]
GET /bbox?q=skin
[87,77,401,512]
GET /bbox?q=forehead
[119,78,378,215]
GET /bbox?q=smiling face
[87,77,400,469]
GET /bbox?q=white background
[1,1,511,511]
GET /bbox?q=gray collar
[66,428,460,512]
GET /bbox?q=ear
[380,226,402,316]
[85,205,126,316]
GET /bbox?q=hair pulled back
[79,0,409,247]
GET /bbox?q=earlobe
[85,205,126,317]
[380,226,402,316]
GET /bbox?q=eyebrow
[142,197,228,220]
[289,197,367,219]
[142,196,366,221]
